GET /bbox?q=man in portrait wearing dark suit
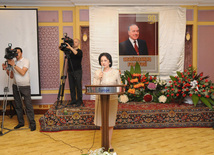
[119,24,148,55]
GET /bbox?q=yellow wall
[183,6,214,69]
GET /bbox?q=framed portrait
[119,13,159,74]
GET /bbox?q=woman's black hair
[14,47,23,53]
[98,52,112,67]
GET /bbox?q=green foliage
[134,62,141,74]
[192,94,199,106]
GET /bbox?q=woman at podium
[93,53,121,151]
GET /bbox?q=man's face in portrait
[128,25,139,40]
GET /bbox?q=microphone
[101,66,104,72]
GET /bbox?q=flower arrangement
[120,62,167,103]
[120,62,214,109]
[164,65,214,109]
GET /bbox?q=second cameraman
[63,39,83,107]
[2,47,36,131]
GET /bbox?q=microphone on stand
[101,66,104,72]
[100,66,104,84]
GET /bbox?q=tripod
[56,53,76,109]
[0,66,14,136]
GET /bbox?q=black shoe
[109,148,114,152]
[75,102,81,107]
[30,125,36,131]
[74,103,81,107]
[14,124,24,129]
[68,101,76,105]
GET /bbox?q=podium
[85,85,125,151]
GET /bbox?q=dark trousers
[12,84,36,126]
[68,70,82,103]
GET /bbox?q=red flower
[171,93,174,96]
[184,69,187,72]
[143,94,153,102]
[210,86,213,89]
[189,65,192,67]
[202,90,206,92]
[205,79,208,82]
[200,72,203,76]
[206,95,210,98]
[189,94,192,97]
[127,77,130,83]
[176,93,179,96]
[202,85,205,87]
[198,94,201,97]
[169,81,172,83]
[183,94,186,97]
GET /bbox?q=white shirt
[13,57,30,86]
[129,37,139,48]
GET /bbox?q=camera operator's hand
[66,43,78,55]
[7,59,15,67]
[2,63,7,70]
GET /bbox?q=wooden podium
[85,85,125,151]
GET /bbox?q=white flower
[158,95,167,103]
[103,152,111,155]
[190,80,199,90]
[119,94,129,103]
[88,147,117,155]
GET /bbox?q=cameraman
[2,47,36,131]
[62,38,83,107]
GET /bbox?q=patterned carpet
[39,100,214,132]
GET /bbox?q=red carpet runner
[39,100,214,132]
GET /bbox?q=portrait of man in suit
[119,24,148,55]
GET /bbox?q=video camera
[59,33,74,53]
[4,43,18,59]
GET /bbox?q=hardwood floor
[0,114,214,155]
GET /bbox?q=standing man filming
[65,39,83,107]
[2,47,36,131]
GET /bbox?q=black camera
[4,43,18,59]
[59,33,74,52]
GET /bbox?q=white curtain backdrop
[89,6,186,84]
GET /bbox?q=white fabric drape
[89,6,186,85]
